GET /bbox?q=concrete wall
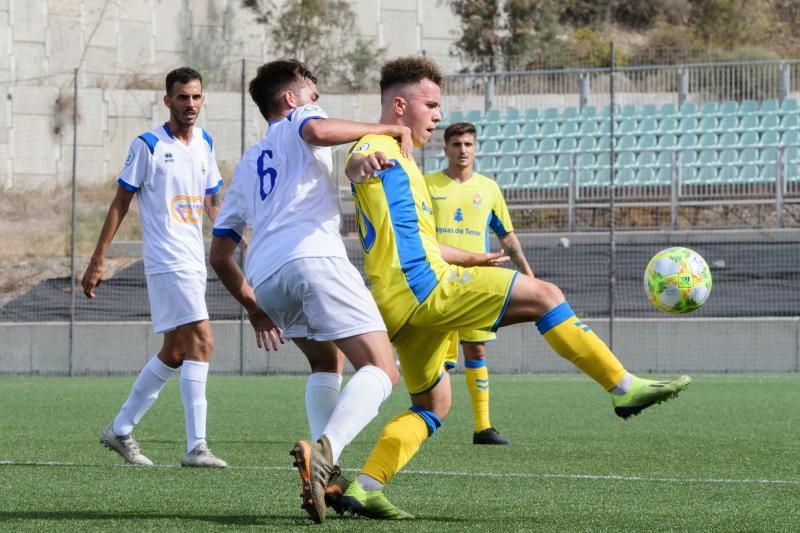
[2,318,798,375]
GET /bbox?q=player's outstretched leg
[100,424,153,466]
[341,478,414,520]
[290,436,335,523]
[324,465,350,515]
[611,375,692,419]
[473,427,511,445]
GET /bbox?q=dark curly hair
[165,67,202,95]
[379,56,444,96]
[443,122,477,144]
[249,59,318,120]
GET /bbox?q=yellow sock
[465,360,491,432]
[538,302,626,390]
[361,407,440,485]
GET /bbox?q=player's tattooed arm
[498,232,534,277]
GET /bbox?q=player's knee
[194,330,215,356]
[410,405,445,436]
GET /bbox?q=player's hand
[395,126,413,159]
[347,152,395,183]
[248,309,285,351]
[480,249,510,267]
[81,258,105,299]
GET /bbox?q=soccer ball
[644,247,712,314]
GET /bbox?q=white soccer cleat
[181,442,229,468]
[100,424,153,466]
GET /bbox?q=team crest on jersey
[473,192,482,207]
[170,195,204,223]
[164,152,175,163]
[420,201,433,215]
[124,148,134,166]
[352,142,370,153]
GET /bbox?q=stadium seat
[698,149,717,165]
[576,167,595,186]
[596,152,611,168]
[658,134,678,149]
[636,167,656,184]
[740,147,759,165]
[719,132,738,147]
[780,98,798,114]
[617,135,636,151]
[554,170,572,187]
[784,145,800,163]
[740,164,761,182]
[495,171,516,187]
[679,101,697,115]
[760,164,777,181]
[562,106,579,122]
[719,115,738,131]
[761,114,780,130]
[761,130,780,145]
[501,123,521,138]
[579,120,598,136]
[594,168,611,185]
[761,99,779,115]
[739,115,759,131]
[499,139,518,154]
[483,123,502,139]
[465,109,483,123]
[679,149,697,167]
[577,136,596,151]
[699,133,718,147]
[639,134,657,150]
[540,122,558,136]
[542,107,560,121]
[679,133,698,148]
[615,167,636,185]
[699,116,718,132]
[480,139,500,154]
[537,153,555,169]
[640,103,657,117]
[638,118,658,133]
[524,108,539,122]
[477,156,497,173]
[718,100,738,115]
[699,101,717,115]
[761,147,779,164]
[576,152,594,168]
[519,139,537,154]
[660,102,677,116]
[497,155,516,170]
[534,170,555,187]
[616,152,636,168]
[518,154,536,170]
[620,104,637,117]
[780,114,799,130]
[619,119,637,135]
[504,107,521,123]
[740,131,759,146]
[597,135,611,151]
[719,148,739,165]
[515,170,536,187]
[655,166,673,184]
[697,165,718,183]
[656,150,674,168]
[718,165,741,182]
[560,121,579,137]
[538,138,557,153]
[659,117,678,134]
[555,154,572,170]
[638,151,657,167]
[485,109,502,123]
[446,110,464,123]
[739,100,759,115]
[580,105,597,120]
[520,122,538,138]
[679,117,698,133]
[559,137,577,152]
[785,162,800,181]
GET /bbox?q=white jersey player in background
[209,59,411,523]
[82,67,228,468]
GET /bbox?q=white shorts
[253,256,387,341]
[146,270,209,334]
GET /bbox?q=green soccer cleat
[341,478,414,520]
[289,436,335,523]
[612,375,692,420]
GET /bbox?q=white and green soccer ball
[644,247,712,314]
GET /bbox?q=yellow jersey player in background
[339,56,692,520]
[425,121,534,446]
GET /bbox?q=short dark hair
[379,56,444,96]
[165,67,203,95]
[444,122,477,144]
[249,59,318,120]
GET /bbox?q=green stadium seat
[699,133,718,147]
[740,147,759,164]
[679,150,697,166]
[679,117,698,133]
[497,155,516,170]
[580,106,597,120]
[595,168,611,185]
[576,153,594,168]
[739,115,759,131]
[740,131,759,145]
[615,167,636,185]
[718,165,740,182]
[719,100,738,115]
[537,153,555,168]
[559,137,577,152]
[518,154,536,169]
[617,135,636,151]
[720,148,739,165]
[477,156,497,173]
[577,136,595,151]
[561,121,579,137]
[780,114,799,130]
[785,162,800,181]
[780,98,798,114]
[524,108,539,122]
[534,170,555,187]
[784,145,799,163]
[639,118,658,133]
[562,106,579,121]
[679,102,697,115]
[597,136,611,151]
[740,164,761,182]
[465,109,483,123]
[659,117,678,134]
[538,138,557,153]
[540,122,558,136]
[519,139,537,153]
[679,133,698,148]
[598,119,613,136]
[543,107,560,121]
[499,139,518,153]
[782,130,799,146]
[658,134,677,148]
[620,104,637,117]
[495,171,515,187]
[617,152,636,167]
[554,170,572,187]
[521,122,538,138]
[638,151,656,167]
[636,167,656,184]
[761,114,780,130]
[697,165,718,183]
[515,170,536,187]
[740,100,759,114]
[501,123,521,138]
[699,116,718,132]
[424,157,442,172]
[600,105,615,118]
[760,164,777,181]
[579,120,597,136]
[640,103,657,117]
[660,102,677,116]
[446,110,464,123]
[719,115,738,131]
[504,108,521,123]
[576,167,595,186]
[719,132,738,147]
[619,119,637,135]
[485,109,502,123]
[698,149,717,165]
[639,134,657,150]
[555,154,572,169]
[655,167,673,184]
[480,139,500,154]
[700,101,717,115]
[761,130,780,145]
[483,124,502,139]
[596,152,611,168]
[761,99,779,115]
[761,147,779,163]
[656,151,674,167]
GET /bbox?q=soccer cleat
[324,465,350,515]
[289,436,335,523]
[100,423,153,466]
[612,375,692,420]
[341,478,414,520]
[473,427,511,445]
[181,442,229,468]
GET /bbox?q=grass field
[1,374,798,532]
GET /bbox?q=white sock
[610,372,633,396]
[322,365,392,464]
[113,355,178,436]
[306,372,342,442]
[180,360,209,453]
[358,474,384,491]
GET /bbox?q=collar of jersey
[162,123,193,147]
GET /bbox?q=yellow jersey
[349,134,450,337]
[424,170,513,254]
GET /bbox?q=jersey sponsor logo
[431,195,447,200]
[436,226,482,236]
[124,148,134,166]
[352,142,370,153]
[454,207,464,222]
[170,195,204,223]
[473,192,482,207]
[164,152,175,163]
[420,201,434,216]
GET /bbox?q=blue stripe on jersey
[205,179,223,195]
[379,162,439,304]
[201,129,213,151]
[464,359,486,369]
[298,116,323,140]
[212,227,242,244]
[117,178,139,192]
[535,301,575,335]
[410,405,442,436]
[161,123,174,139]
[137,132,159,154]
[492,271,519,332]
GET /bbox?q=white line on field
[1,460,797,486]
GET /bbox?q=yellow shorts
[443,329,497,369]
[392,265,517,394]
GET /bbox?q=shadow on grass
[0,510,301,526]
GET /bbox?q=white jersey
[213,104,347,290]
[119,123,223,275]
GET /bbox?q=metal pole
[239,58,246,376]
[608,42,616,351]
[69,67,78,376]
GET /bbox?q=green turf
[0,374,798,531]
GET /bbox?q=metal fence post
[678,68,688,107]
[69,67,78,377]
[579,72,590,110]
[779,63,790,102]
[485,72,495,113]
[608,42,617,351]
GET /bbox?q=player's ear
[392,96,406,116]
[163,93,170,108]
